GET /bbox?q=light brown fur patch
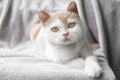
[90,43,100,50]
[38,1,78,26]
[43,11,78,26]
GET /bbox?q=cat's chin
[50,41,74,46]
[56,41,76,46]
[59,38,79,45]
[48,38,78,46]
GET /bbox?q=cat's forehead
[52,11,77,18]
[44,11,78,26]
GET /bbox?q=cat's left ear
[67,1,78,13]
[38,10,50,23]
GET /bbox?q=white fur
[33,18,102,77]
[84,56,102,77]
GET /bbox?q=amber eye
[51,27,59,32]
[68,22,75,28]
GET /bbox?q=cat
[30,1,102,78]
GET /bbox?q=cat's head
[38,1,83,45]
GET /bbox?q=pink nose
[63,32,69,38]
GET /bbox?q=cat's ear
[38,10,50,23]
[67,1,78,13]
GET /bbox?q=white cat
[30,1,102,78]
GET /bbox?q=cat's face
[44,12,82,45]
[39,2,83,45]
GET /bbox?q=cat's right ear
[38,10,50,23]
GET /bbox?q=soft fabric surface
[0,42,115,80]
[0,0,117,80]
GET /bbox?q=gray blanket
[0,46,115,80]
[0,0,118,80]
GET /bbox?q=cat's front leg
[84,56,102,77]
[81,46,102,77]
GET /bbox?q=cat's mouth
[63,38,70,41]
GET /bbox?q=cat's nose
[63,32,69,38]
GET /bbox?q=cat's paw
[84,64,102,78]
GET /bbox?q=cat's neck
[45,40,81,62]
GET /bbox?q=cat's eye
[68,22,75,28]
[51,27,59,32]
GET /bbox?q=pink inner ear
[67,1,78,13]
[38,10,50,23]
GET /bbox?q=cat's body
[30,1,102,78]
